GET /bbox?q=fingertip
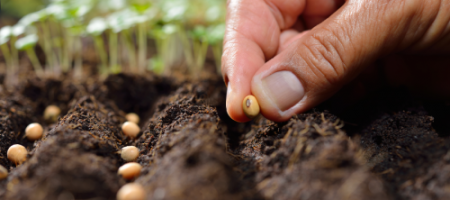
[226,84,252,123]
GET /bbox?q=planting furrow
[0,97,35,169]
[135,81,257,200]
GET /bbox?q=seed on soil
[7,144,27,165]
[121,146,140,162]
[243,95,260,119]
[0,165,8,180]
[117,183,146,200]
[122,121,140,138]
[118,162,142,180]
[25,123,44,141]
[125,113,140,124]
[44,105,61,122]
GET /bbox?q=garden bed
[0,70,449,200]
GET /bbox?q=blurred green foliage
[0,0,227,78]
[0,0,48,19]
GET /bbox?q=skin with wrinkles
[222,0,450,122]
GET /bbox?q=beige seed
[0,165,8,180]
[125,113,140,124]
[242,95,260,119]
[7,144,27,165]
[25,123,44,141]
[44,105,61,122]
[117,183,146,200]
[121,146,140,162]
[122,122,140,138]
[118,162,142,180]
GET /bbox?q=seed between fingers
[242,95,260,119]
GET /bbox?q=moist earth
[0,73,448,200]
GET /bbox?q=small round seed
[44,105,61,122]
[121,146,140,162]
[118,162,142,180]
[125,113,140,124]
[122,122,140,138]
[0,165,8,180]
[242,95,260,119]
[25,123,44,141]
[117,183,146,200]
[7,144,27,165]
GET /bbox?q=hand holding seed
[223,0,450,122]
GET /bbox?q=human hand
[222,0,450,122]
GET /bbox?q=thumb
[251,0,443,122]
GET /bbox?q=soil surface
[0,72,449,200]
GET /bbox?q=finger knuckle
[302,29,349,85]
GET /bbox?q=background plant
[0,0,226,81]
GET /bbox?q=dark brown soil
[0,72,449,200]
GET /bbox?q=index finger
[222,0,305,122]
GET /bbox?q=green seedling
[87,17,109,76]
[189,25,209,76]
[107,10,131,74]
[0,26,13,73]
[150,23,185,74]
[11,25,26,70]
[15,34,44,77]
[61,2,93,78]
[46,3,71,75]
[206,23,225,74]
[19,10,59,76]
[131,1,153,73]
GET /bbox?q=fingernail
[262,71,305,111]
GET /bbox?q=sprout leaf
[87,18,108,35]
[0,26,12,45]
[15,34,38,50]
